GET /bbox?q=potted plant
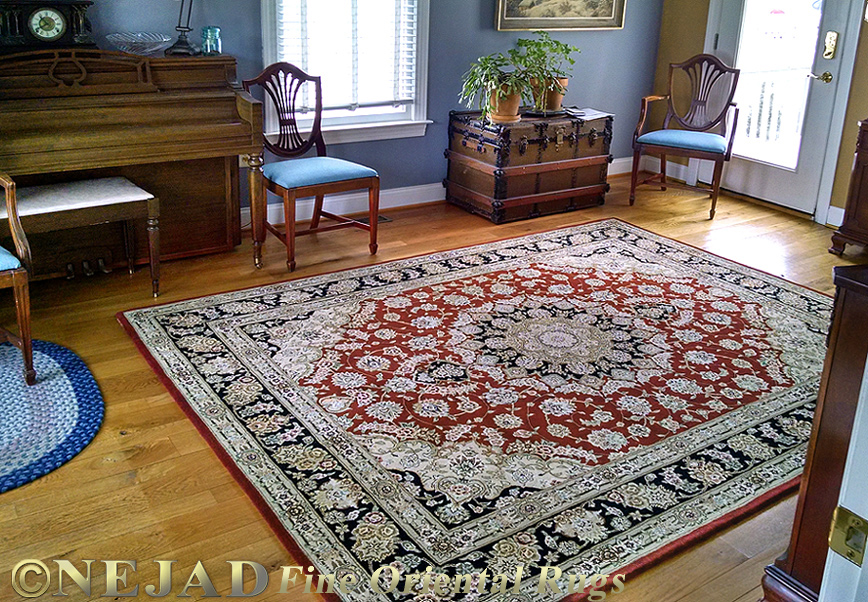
[459,51,530,124]
[515,31,580,114]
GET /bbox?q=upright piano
[0,49,263,278]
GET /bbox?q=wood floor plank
[2,502,273,602]
[1,485,220,556]
[603,537,750,602]
[719,496,798,559]
[733,586,764,602]
[671,539,785,602]
[1,177,865,601]
[13,450,234,519]
[0,501,17,522]
[169,429,213,456]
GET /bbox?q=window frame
[260,0,431,145]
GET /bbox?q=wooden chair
[630,54,740,219]
[243,63,380,271]
[0,174,35,385]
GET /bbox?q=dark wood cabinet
[445,109,613,224]
[830,119,868,255]
[761,265,868,602]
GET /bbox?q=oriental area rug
[120,219,831,601]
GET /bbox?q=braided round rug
[0,341,103,494]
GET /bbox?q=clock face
[28,7,67,42]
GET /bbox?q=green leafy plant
[459,52,531,121]
[514,31,580,111]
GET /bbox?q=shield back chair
[630,54,740,219]
[243,63,380,271]
[0,174,35,385]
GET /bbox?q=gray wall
[91,0,663,192]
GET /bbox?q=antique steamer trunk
[445,109,614,224]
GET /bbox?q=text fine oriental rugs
[121,219,831,601]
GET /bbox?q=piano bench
[3,178,161,297]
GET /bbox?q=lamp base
[165,31,200,56]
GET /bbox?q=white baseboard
[641,156,696,185]
[826,206,845,228]
[610,156,699,185]
[242,156,675,226]
[609,156,635,176]
[241,182,445,226]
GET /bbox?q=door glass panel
[732,0,822,169]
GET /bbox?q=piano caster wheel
[82,260,95,277]
[65,263,76,280]
[98,258,112,274]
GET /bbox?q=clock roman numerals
[30,9,67,41]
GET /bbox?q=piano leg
[147,198,161,298]
[248,153,266,269]
[123,220,136,275]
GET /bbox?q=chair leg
[659,153,667,190]
[369,179,380,255]
[629,150,641,205]
[709,159,725,219]
[310,194,324,229]
[248,154,266,269]
[13,271,35,386]
[284,191,297,271]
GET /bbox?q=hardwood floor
[1,176,866,601]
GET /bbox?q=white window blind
[274,0,419,120]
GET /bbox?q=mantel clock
[0,0,96,54]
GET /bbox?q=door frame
[703,0,864,225]
[818,358,868,601]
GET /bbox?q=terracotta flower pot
[488,86,522,123]
[531,77,569,112]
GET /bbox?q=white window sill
[265,119,432,147]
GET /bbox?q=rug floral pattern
[123,220,831,601]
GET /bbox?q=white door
[818,361,868,602]
[703,0,860,217]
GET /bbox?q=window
[261,0,430,144]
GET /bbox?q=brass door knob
[808,71,834,84]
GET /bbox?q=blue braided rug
[0,341,103,494]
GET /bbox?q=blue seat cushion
[637,129,728,154]
[0,246,21,271]
[263,157,378,190]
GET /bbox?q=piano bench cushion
[263,157,378,191]
[636,130,728,155]
[0,246,21,271]
[0,177,155,220]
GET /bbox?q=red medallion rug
[120,219,831,601]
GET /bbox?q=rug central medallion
[123,220,831,601]
[257,263,800,508]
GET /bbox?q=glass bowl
[106,32,174,56]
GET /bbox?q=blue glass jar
[201,26,222,56]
